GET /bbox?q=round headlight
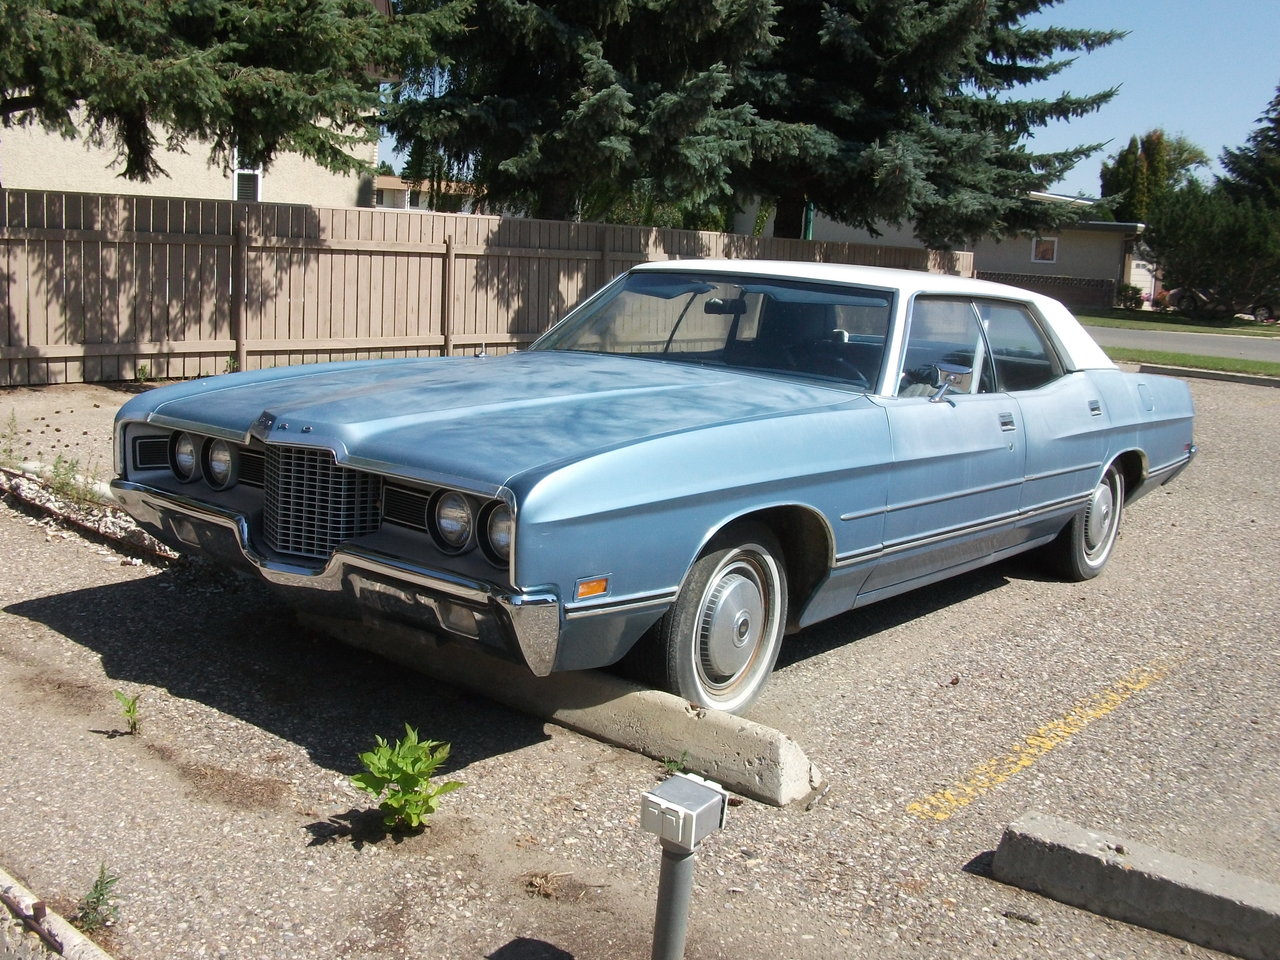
[483,502,513,565]
[431,491,474,551]
[170,432,198,482]
[204,439,238,490]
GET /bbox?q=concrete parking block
[1,866,114,960]
[992,811,1280,960]
[301,613,823,807]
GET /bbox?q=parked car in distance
[112,261,1196,713]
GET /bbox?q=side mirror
[930,362,973,404]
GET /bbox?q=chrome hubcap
[699,567,765,681]
[1085,477,1116,554]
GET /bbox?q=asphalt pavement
[1081,322,1280,362]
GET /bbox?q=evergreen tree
[385,0,775,221]
[1099,129,1206,222]
[1221,83,1280,204]
[0,0,464,182]
[1145,180,1280,312]
[736,0,1123,245]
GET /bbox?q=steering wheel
[792,338,868,386]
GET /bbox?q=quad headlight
[430,490,475,552]
[169,432,199,482]
[481,502,513,565]
[203,438,239,490]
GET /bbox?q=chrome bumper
[110,480,562,676]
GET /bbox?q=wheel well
[721,506,831,633]
[1114,449,1147,504]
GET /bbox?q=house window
[1032,236,1058,263]
[234,168,261,203]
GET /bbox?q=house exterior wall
[0,125,375,207]
[971,229,1127,283]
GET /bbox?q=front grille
[263,445,382,560]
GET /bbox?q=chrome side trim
[565,591,678,620]
[109,479,562,676]
[833,494,1087,569]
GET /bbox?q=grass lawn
[1103,347,1280,379]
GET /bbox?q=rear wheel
[1048,463,1124,581]
[655,523,787,713]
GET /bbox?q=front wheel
[656,523,788,713]
[1048,464,1124,581]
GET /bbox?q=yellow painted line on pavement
[906,658,1179,822]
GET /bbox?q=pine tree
[1221,83,1280,204]
[737,0,1123,245]
[385,0,775,221]
[0,0,465,181]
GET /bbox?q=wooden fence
[0,189,972,386]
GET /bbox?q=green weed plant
[73,864,119,932]
[351,724,463,831]
[113,689,141,735]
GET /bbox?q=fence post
[441,233,455,356]
[231,220,248,373]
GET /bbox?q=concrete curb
[1135,363,1280,389]
[300,613,824,808]
[991,812,1280,960]
[1,867,115,960]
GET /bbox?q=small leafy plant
[135,363,151,383]
[351,724,463,831]
[73,864,119,933]
[113,689,141,735]
[47,453,99,505]
[661,750,689,774]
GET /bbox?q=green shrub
[1115,283,1145,310]
[351,724,463,831]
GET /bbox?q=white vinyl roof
[632,259,1116,371]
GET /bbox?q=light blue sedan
[111,261,1195,713]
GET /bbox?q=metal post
[232,221,248,373]
[651,842,696,960]
[640,773,729,960]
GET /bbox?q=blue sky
[1024,0,1280,197]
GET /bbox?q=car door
[976,299,1104,546]
[861,296,1026,599]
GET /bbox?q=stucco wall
[972,229,1128,283]
[0,126,375,208]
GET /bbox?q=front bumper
[110,479,562,676]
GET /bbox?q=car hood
[135,352,866,489]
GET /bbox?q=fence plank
[1,188,969,384]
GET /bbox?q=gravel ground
[0,376,1277,960]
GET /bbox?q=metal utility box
[640,773,728,853]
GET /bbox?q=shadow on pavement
[4,558,551,774]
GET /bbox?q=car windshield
[532,271,894,389]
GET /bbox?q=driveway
[0,376,1277,960]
